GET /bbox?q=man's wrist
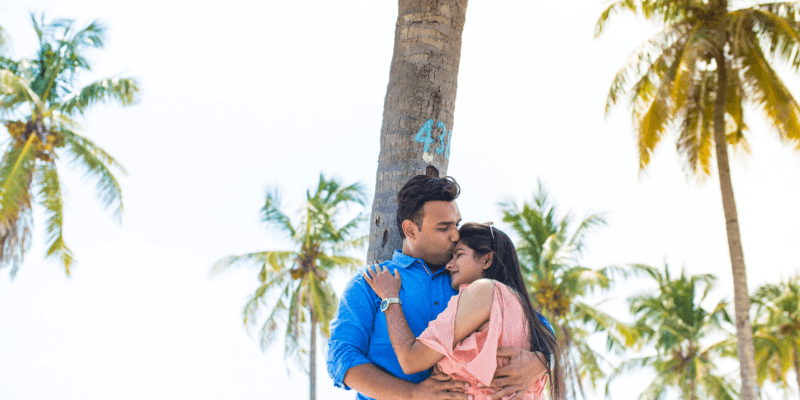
[380,297,401,312]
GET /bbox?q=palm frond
[59,77,140,115]
[0,70,43,110]
[633,43,683,171]
[210,250,295,276]
[745,5,800,70]
[36,162,74,275]
[251,278,291,342]
[737,34,800,149]
[604,23,689,116]
[595,0,639,37]
[0,134,35,275]
[565,212,607,256]
[574,301,639,352]
[316,253,363,273]
[60,129,125,219]
[261,185,296,237]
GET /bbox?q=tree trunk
[367,0,469,264]
[309,306,317,400]
[794,341,800,399]
[713,53,759,400]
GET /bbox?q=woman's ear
[483,252,493,270]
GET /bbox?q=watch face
[380,298,389,312]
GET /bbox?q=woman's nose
[446,261,455,271]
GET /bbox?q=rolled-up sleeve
[327,272,379,390]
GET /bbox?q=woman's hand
[363,264,402,299]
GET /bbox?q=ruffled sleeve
[418,283,506,386]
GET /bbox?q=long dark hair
[458,222,564,400]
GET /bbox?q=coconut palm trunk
[367,0,468,264]
[309,304,317,400]
[794,342,800,398]
[712,51,759,400]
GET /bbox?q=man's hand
[484,347,547,400]
[407,372,473,400]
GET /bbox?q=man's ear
[402,219,418,241]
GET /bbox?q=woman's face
[446,241,491,289]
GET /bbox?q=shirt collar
[390,250,418,269]
[391,250,450,277]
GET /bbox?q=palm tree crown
[0,14,140,277]
[596,3,800,398]
[500,180,637,399]
[751,276,800,397]
[211,174,366,400]
[607,266,738,400]
[597,0,800,175]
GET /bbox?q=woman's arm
[365,266,496,375]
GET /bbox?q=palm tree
[596,2,800,397]
[606,265,738,400]
[211,174,366,400]
[367,0,468,264]
[751,276,800,397]
[500,180,638,399]
[0,14,139,277]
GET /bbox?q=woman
[364,223,564,400]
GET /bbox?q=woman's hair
[457,222,565,400]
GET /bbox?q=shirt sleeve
[536,312,554,335]
[326,271,380,390]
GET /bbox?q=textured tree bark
[367,0,468,264]
[713,53,759,400]
[794,342,800,399]
[309,306,317,400]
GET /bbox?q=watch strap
[380,297,401,312]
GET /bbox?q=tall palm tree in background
[0,14,139,277]
[367,0,468,264]
[606,266,738,400]
[751,276,800,397]
[596,2,800,397]
[211,175,366,400]
[500,181,638,399]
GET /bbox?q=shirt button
[434,302,439,306]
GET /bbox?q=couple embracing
[327,175,565,400]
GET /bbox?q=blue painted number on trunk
[415,119,452,159]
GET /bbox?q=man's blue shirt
[326,250,457,399]
[326,250,555,400]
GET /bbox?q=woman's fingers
[363,264,378,283]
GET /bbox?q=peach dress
[417,282,548,400]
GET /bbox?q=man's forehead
[422,201,461,223]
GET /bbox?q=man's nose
[450,226,459,242]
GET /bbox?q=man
[327,175,547,400]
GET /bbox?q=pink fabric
[418,282,548,400]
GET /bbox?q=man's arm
[484,347,547,400]
[327,270,471,400]
[344,364,471,400]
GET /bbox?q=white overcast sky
[1,1,798,399]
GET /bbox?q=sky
[0,1,799,399]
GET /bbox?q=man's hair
[396,175,460,238]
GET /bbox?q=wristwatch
[380,297,401,312]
